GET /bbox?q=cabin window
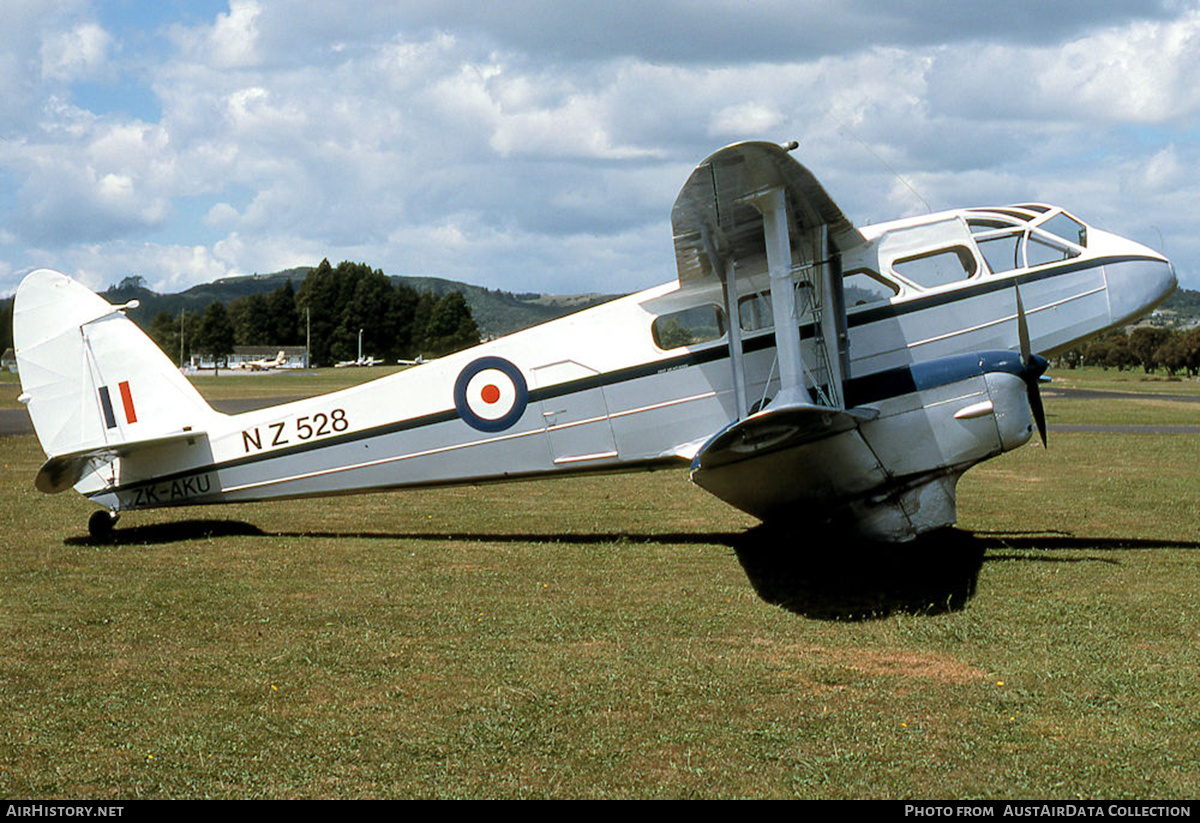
[738,293,773,332]
[1038,213,1087,248]
[652,304,727,349]
[891,246,977,288]
[844,269,898,306]
[737,268,898,331]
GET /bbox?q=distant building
[1,348,16,374]
[191,346,308,371]
[228,346,308,369]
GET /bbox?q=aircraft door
[531,360,619,465]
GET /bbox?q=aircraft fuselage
[77,204,1174,537]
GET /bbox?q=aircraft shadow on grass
[67,520,1200,622]
[730,523,988,620]
[732,526,1200,620]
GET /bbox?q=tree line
[146,260,480,367]
[1056,326,1200,376]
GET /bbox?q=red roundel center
[480,384,501,404]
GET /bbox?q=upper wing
[670,141,865,285]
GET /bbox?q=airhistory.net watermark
[6,807,124,818]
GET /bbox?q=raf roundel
[453,356,529,432]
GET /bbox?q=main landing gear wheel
[88,510,119,540]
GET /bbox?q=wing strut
[702,224,749,422]
[748,190,847,410]
[752,187,808,408]
[722,256,749,420]
[671,141,865,414]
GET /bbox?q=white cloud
[39,22,113,82]
[203,202,240,228]
[1040,13,1200,123]
[489,95,662,160]
[1136,145,1186,193]
[3,1,1200,298]
[709,103,784,137]
[926,11,1200,125]
[212,230,325,276]
[205,0,263,69]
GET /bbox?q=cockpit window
[967,219,1015,232]
[1026,233,1081,267]
[652,304,727,349]
[1038,212,1087,248]
[988,208,1040,221]
[844,269,899,306]
[891,246,978,288]
[970,212,1084,273]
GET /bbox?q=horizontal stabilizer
[35,429,209,494]
[691,402,876,474]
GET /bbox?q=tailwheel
[88,510,119,540]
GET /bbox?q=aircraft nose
[1105,255,1176,326]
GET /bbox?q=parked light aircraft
[334,356,384,368]
[13,142,1175,540]
[234,351,287,371]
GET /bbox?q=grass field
[1049,367,1200,396]
[0,368,1198,799]
[0,367,409,411]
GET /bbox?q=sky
[2,0,1199,298]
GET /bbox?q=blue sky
[2,1,1199,297]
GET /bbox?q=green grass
[1042,366,1200,425]
[1048,366,1200,396]
[0,367,408,410]
[1046,397,1200,426]
[1,366,1198,798]
[185,365,410,402]
[0,373,22,411]
[1,421,1198,799]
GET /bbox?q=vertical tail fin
[14,269,219,463]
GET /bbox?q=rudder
[14,269,220,464]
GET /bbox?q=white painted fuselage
[52,206,1170,527]
[13,136,1176,542]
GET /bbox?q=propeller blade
[1015,285,1031,363]
[1015,286,1048,447]
[1026,355,1049,448]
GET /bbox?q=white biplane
[13,142,1175,540]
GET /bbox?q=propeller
[1015,286,1049,447]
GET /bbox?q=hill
[101,268,619,340]
[1156,285,1200,328]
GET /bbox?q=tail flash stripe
[98,386,117,429]
[119,381,137,423]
